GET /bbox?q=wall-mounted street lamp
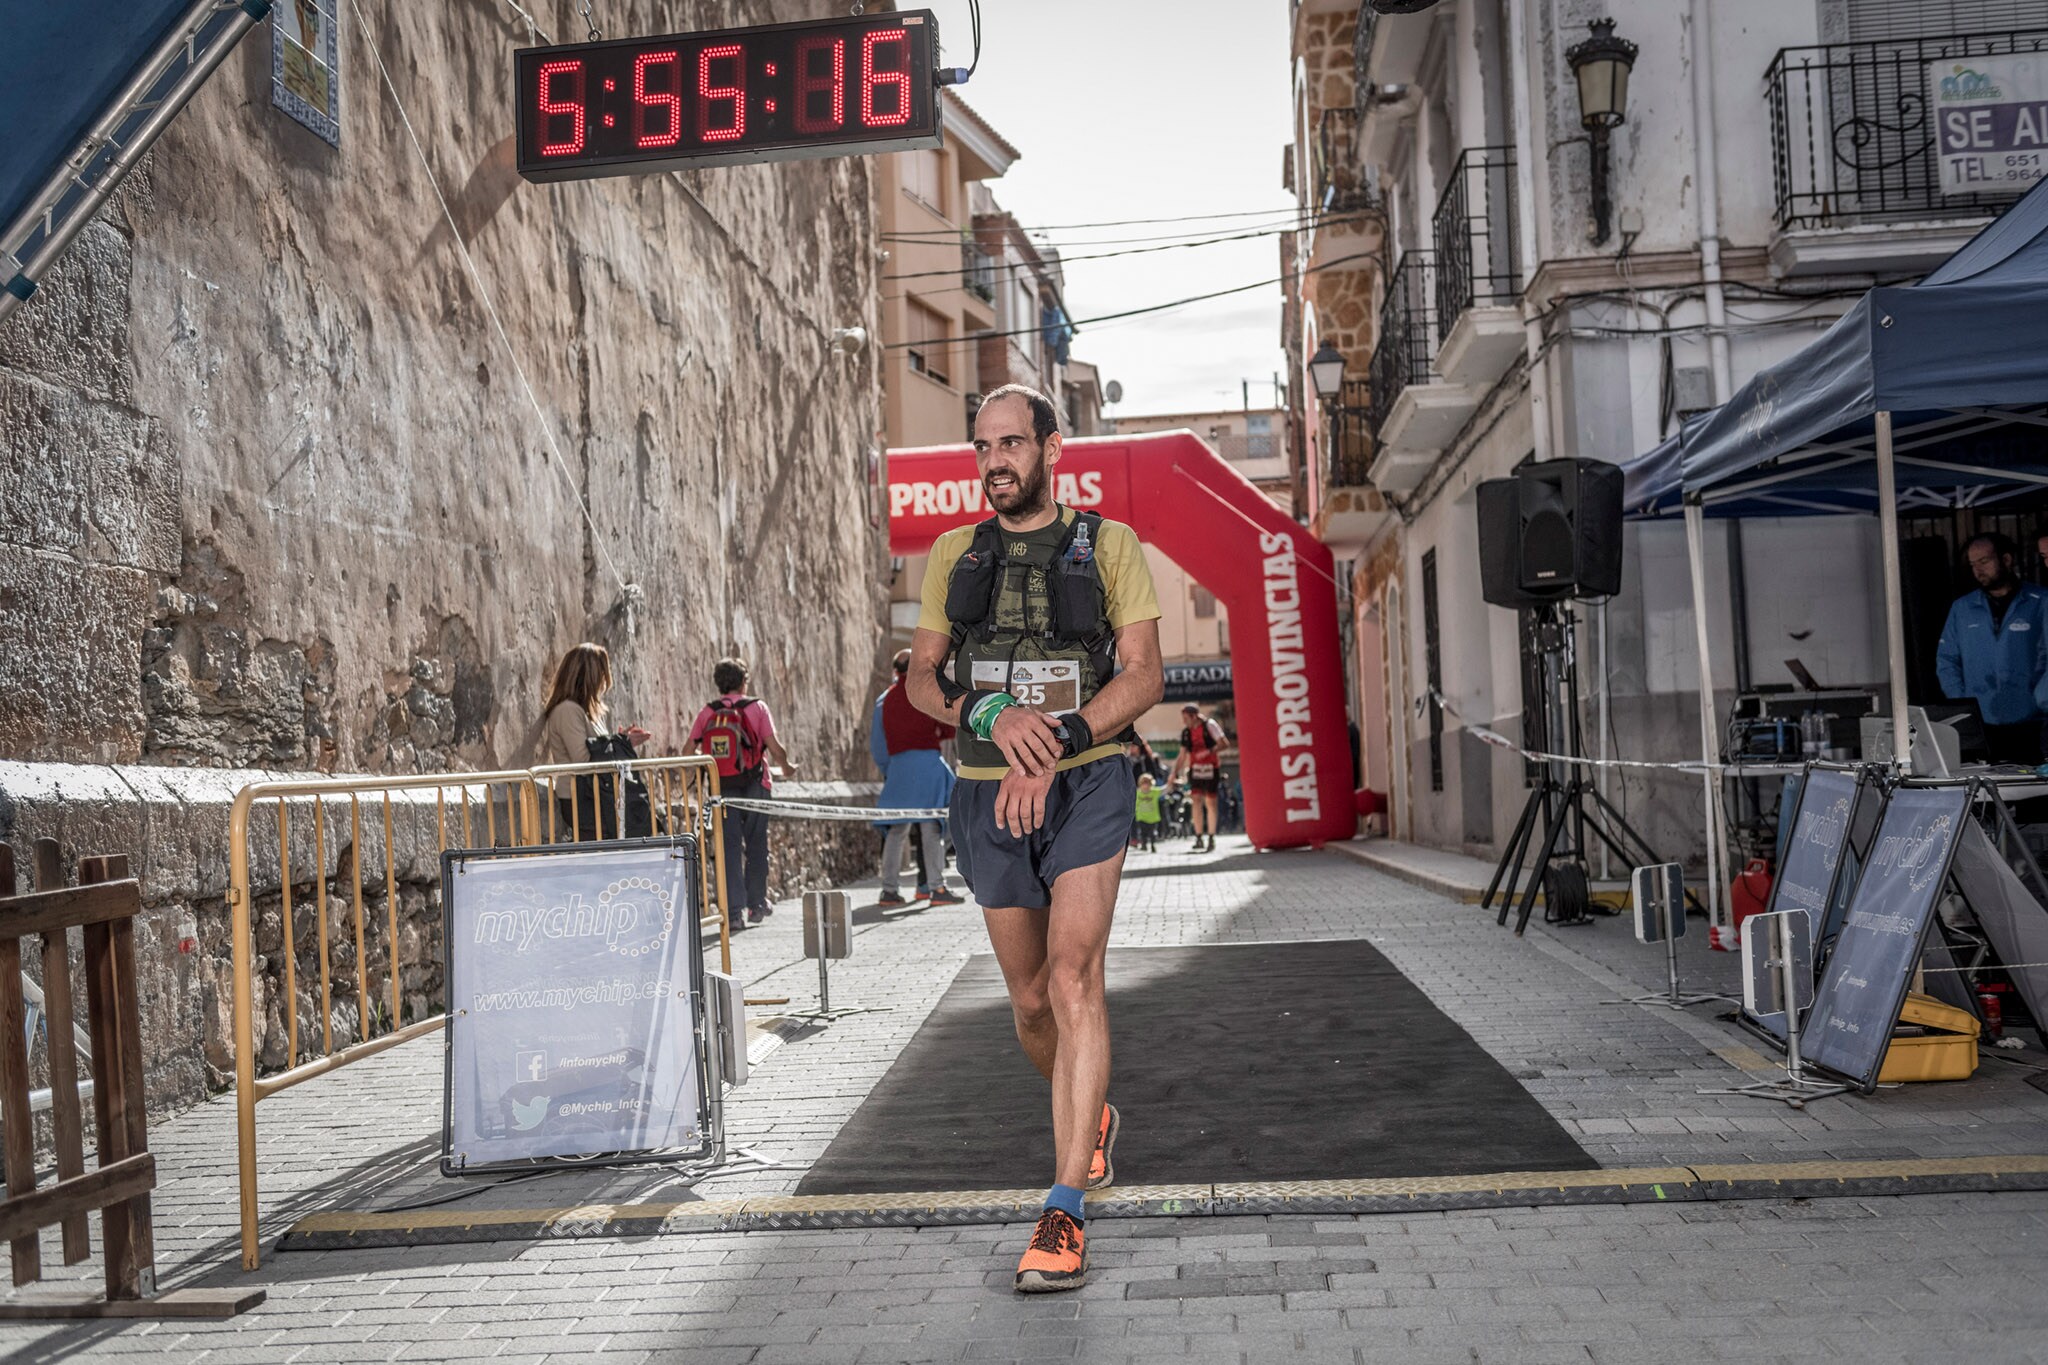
[1565,18,1638,247]
[1309,341,1347,403]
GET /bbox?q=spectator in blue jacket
[1936,532,2048,765]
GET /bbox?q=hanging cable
[347,0,631,591]
[882,202,1349,235]
[935,0,981,86]
[884,250,1377,351]
[882,221,1322,291]
[883,211,1325,251]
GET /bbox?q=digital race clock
[514,10,943,182]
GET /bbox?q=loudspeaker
[1516,459,1623,599]
[1477,477,1563,609]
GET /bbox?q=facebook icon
[515,1050,546,1083]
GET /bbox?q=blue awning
[0,2,200,237]
[1619,176,2048,518]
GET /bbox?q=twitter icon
[510,1095,551,1132]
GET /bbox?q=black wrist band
[1056,712,1095,759]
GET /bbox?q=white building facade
[1294,0,2048,864]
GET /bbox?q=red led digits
[634,50,683,148]
[861,28,910,128]
[537,59,587,156]
[697,43,746,142]
[793,35,845,133]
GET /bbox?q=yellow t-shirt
[919,506,1160,779]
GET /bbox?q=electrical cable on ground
[347,0,631,592]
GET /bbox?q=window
[1192,587,1217,619]
[1845,0,2045,41]
[1422,549,1443,792]
[906,298,951,388]
[901,148,946,215]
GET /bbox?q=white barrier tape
[1420,687,1728,775]
[715,797,950,822]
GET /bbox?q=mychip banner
[1932,53,2048,197]
[1751,767,1862,1039]
[442,841,707,1174]
[1800,784,1970,1090]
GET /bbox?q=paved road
[5,836,2047,1362]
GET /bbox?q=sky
[913,0,1299,418]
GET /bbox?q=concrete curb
[274,1155,2048,1249]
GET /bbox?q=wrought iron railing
[1369,250,1439,438]
[1317,107,1380,214]
[962,242,997,303]
[1432,145,1519,323]
[1325,377,1375,487]
[1353,4,1380,119]
[1768,29,2048,229]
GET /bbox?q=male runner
[1168,703,1228,853]
[906,384,1163,1293]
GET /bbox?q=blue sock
[1043,1183,1086,1222]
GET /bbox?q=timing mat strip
[275,1155,2048,1250]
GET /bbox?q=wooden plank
[0,1285,264,1319]
[80,915,134,1300]
[0,881,142,939]
[83,855,153,1298]
[34,839,90,1265]
[0,1154,154,1245]
[0,845,40,1285]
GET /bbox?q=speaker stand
[1481,603,1675,937]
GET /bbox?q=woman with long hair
[534,643,650,838]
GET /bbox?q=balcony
[1316,108,1381,215]
[1316,377,1392,552]
[1368,250,1470,491]
[1429,146,1522,389]
[1767,29,2048,276]
[962,243,996,303]
[1326,378,1374,487]
[960,242,998,326]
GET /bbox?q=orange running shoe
[1014,1208,1087,1292]
[1087,1102,1119,1191]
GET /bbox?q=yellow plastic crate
[1877,991,1981,1084]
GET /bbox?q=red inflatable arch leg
[888,431,1357,851]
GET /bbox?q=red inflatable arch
[888,431,1356,852]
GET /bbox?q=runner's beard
[984,450,1051,517]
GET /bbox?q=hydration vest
[939,508,1118,771]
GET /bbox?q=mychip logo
[471,875,676,957]
[1941,65,2004,101]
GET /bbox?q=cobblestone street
[5,838,2048,1363]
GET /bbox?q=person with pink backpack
[688,657,796,931]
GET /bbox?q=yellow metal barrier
[526,755,730,976]
[226,757,729,1270]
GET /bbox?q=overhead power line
[882,221,1316,289]
[887,203,1337,234]
[884,251,1378,352]
[882,211,1348,252]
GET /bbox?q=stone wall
[0,0,896,1118]
[0,761,884,1121]
[1,0,891,776]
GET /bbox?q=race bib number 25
[972,660,1081,716]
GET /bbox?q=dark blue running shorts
[951,758,1136,910]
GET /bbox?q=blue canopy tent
[1618,178,2048,937]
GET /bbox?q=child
[1133,773,1163,852]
